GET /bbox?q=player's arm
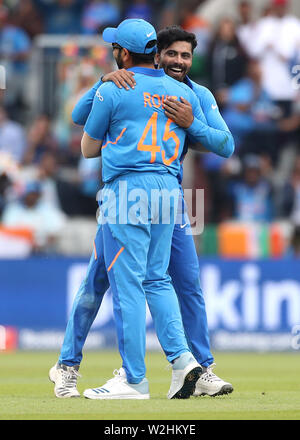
[72,79,102,125]
[187,99,235,157]
[163,96,210,153]
[164,91,235,158]
[195,86,234,139]
[72,70,135,126]
[81,132,103,158]
[81,83,114,158]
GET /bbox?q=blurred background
[1,0,300,353]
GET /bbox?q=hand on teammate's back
[101,71,195,130]
[102,69,136,90]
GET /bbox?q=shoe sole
[171,366,203,399]
[198,384,234,397]
[83,391,150,400]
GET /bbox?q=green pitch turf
[0,350,300,420]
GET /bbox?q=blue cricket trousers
[64,171,190,383]
[59,184,213,372]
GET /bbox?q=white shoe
[167,352,202,399]
[83,368,150,400]
[193,363,233,397]
[49,363,81,398]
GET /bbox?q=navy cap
[102,19,157,54]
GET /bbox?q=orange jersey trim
[102,128,127,150]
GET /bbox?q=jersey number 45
[138,112,180,166]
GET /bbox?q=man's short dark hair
[157,26,197,54]
[128,51,155,65]
[128,39,156,65]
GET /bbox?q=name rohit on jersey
[143,92,178,109]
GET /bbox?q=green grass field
[0,350,300,420]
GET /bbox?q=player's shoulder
[164,74,191,93]
[188,79,215,101]
[188,79,218,109]
[96,80,122,102]
[97,81,119,93]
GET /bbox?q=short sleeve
[84,83,115,140]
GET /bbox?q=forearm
[81,132,103,158]
[186,117,235,158]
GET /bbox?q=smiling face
[156,40,193,82]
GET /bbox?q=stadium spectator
[0,169,11,217]
[261,3,273,19]
[2,180,66,253]
[22,114,59,165]
[151,0,178,29]
[77,155,101,216]
[193,153,242,224]
[21,110,99,217]
[222,58,281,163]
[278,92,300,137]
[0,106,27,164]
[192,154,214,223]
[236,0,258,56]
[0,0,299,256]
[12,0,44,40]
[290,225,300,256]
[247,0,300,118]
[36,152,64,210]
[226,154,274,222]
[123,0,153,22]
[275,155,300,224]
[0,5,31,120]
[21,151,63,211]
[53,60,103,171]
[33,0,84,35]
[179,0,212,84]
[276,93,300,174]
[206,17,248,107]
[81,0,120,34]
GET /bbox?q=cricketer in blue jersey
[82,68,207,183]
[52,19,206,400]
[50,25,235,399]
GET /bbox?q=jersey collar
[184,75,193,89]
[128,66,165,77]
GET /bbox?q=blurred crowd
[0,0,300,255]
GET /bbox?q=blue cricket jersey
[73,71,235,183]
[84,67,205,183]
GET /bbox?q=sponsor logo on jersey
[96,90,104,102]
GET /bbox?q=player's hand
[163,96,194,128]
[101,69,136,90]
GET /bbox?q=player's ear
[154,52,160,66]
[122,48,130,61]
